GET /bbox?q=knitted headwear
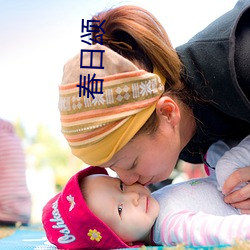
[59,44,165,165]
[42,166,141,249]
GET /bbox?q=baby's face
[84,174,160,244]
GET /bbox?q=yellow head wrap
[59,44,165,165]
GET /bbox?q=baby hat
[59,44,165,166]
[42,166,141,249]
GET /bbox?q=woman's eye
[118,204,123,216]
[120,180,124,191]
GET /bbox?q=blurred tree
[14,120,85,191]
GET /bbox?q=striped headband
[59,44,165,165]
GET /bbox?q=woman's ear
[156,96,180,126]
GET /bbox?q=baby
[42,135,250,249]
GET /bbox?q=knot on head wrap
[59,44,165,165]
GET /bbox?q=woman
[59,1,250,211]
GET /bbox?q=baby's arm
[215,135,250,193]
[205,139,231,178]
[159,210,250,247]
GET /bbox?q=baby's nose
[126,191,140,206]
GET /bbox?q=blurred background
[0,0,238,223]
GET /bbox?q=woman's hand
[223,166,250,214]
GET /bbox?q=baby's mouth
[146,196,149,213]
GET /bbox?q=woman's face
[100,119,182,186]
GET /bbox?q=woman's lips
[143,177,154,186]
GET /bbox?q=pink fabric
[0,119,31,224]
[160,210,250,246]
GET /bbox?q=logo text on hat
[50,200,76,244]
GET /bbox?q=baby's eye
[120,180,124,191]
[118,204,123,216]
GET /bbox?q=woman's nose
[112,168,139,185]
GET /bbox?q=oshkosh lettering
[50,200,76,244]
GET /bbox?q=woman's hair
[91,5,193,135]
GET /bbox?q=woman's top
[176,0,250,163]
